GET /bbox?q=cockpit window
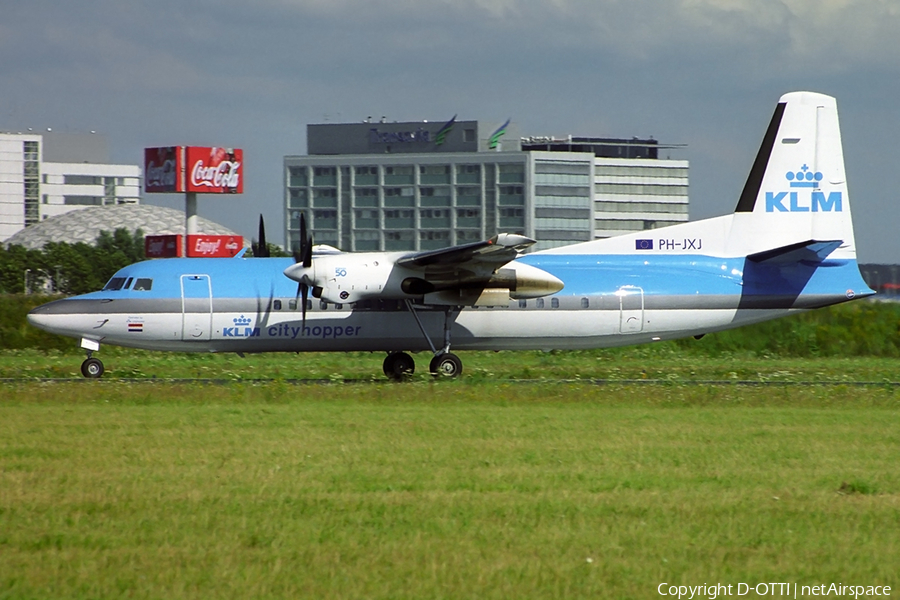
[103,277,127,291]
[133,278,153,291]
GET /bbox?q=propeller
[290,212,314,326]
[251,214,270,258]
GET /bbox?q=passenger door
[617,285,644,334]
[181,274,212,341]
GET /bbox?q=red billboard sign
[186,235,243,258]
[145,234,183,258]
[144,147,183,193]
[144,146,243,194]
[186,147,243,193]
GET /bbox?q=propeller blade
[301,282,309,327]
[256,215,269,258]
[300,212,312,267]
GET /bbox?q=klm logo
[766,165,842,212]
[223,315,260,338]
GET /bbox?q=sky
[2,0,899,262]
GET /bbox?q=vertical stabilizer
[726,92,856,260]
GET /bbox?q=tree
[1,227,146,295]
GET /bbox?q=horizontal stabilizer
[747,240,842,264]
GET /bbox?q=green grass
[1,380,899,599]
[2,345,900,383]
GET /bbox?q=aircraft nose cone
[27,304,52,331]
[283,263,312,283]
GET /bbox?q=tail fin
[726,91,856,260]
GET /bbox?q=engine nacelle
[298,252,416,304]
[285,254,563,305]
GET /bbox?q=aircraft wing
[397,233,535,274]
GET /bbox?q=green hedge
[0,294,74,351]
[3,294,900,357]
[673,300,900,357]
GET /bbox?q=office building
[1,131,142,242]
[284,118,688,252]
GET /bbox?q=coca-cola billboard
[144,146,243,194]
[144,147,184,193]
[145,234,183,258]
[186,235,243,258]
[186,147,243,193]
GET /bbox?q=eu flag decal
[635,239,653,250]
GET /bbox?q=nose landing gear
[79,338,104,378]
[81,353,104,378]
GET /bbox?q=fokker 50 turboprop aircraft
[29,92,874,379]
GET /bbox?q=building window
[420,165,451,184]
[63,196,103,205]
[64,175,103,185]
[313,167,337,186]
[23,142,40,227]
[456,164,480,184]
[456,230,481,241]
[288,167,308,186]
[498,163,525,183]
[384,165,414,185]
[354,166,378,185]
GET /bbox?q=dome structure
[4,205,248,250]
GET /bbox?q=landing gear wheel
[81,357,104,379]
[383,352,415,380]
[429,352,463,378]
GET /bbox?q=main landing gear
[381,303,463,381]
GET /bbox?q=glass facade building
[284,121,687,253]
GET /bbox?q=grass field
[2,344,900,383]
[2,365,900,599]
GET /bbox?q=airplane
[28,91,874,379]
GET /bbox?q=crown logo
[234,315,252,326]
[785,164,823,189]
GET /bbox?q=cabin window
[319,300,328,310]
[335,303,343,310]
[273,300,282,310]
[551,297,559,308]
[518,299,527,308]
[289,299,297,310]
[536,298,544,309]
[581,297,589,309]
[103,277,126,291]
[306,300,313,310]
[133,278,153,291]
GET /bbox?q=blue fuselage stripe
[68,254,870,304]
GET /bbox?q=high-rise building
[283,119,688,252]
[1,131,142,242]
